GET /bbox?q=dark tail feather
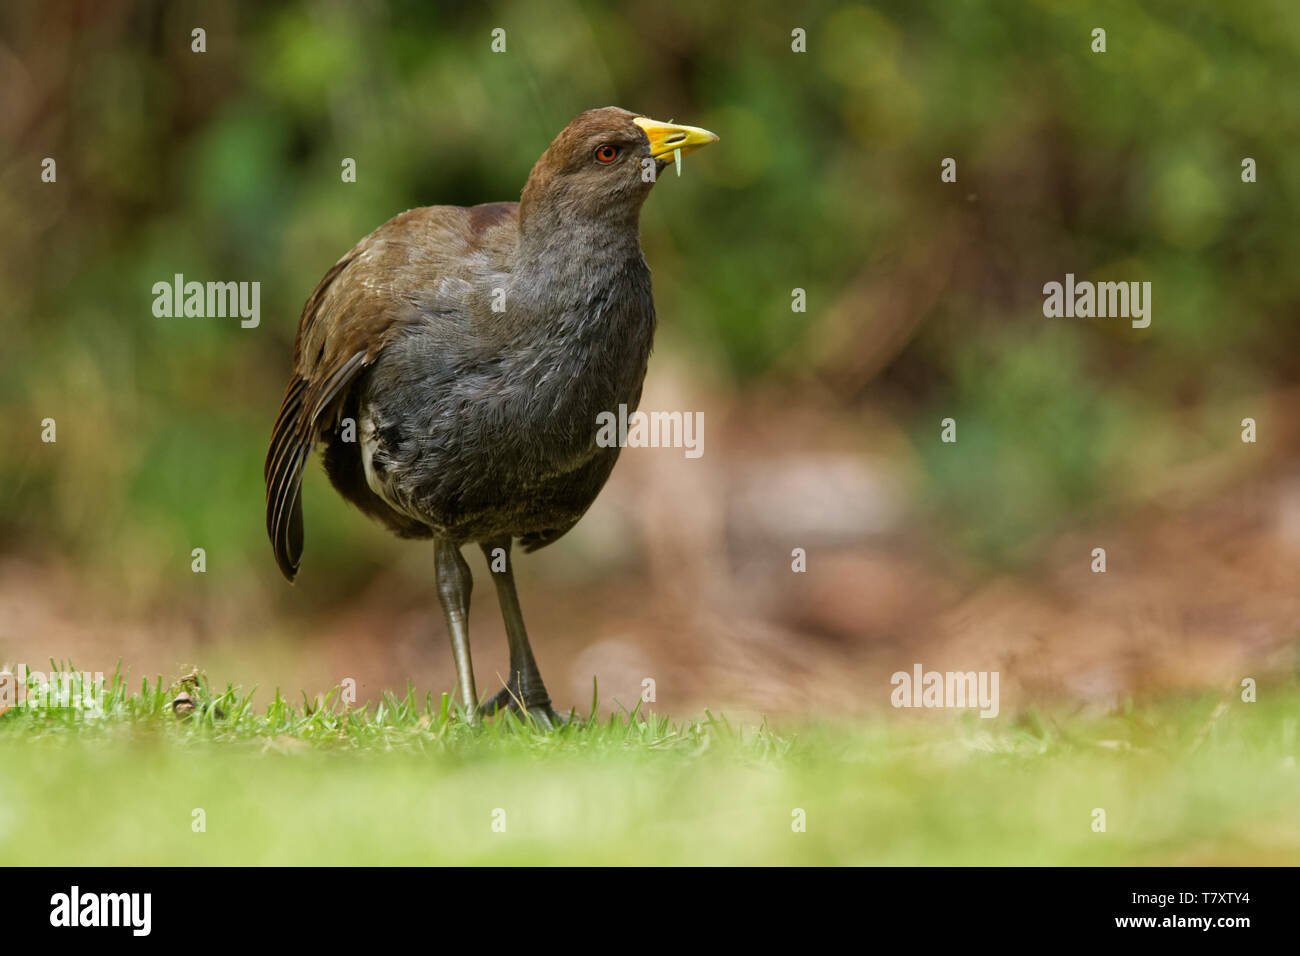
[268,447,307,581]
[264,353,369,581]
[266,379,310,581]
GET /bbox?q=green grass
[0,667,1296,865]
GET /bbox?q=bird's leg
[434,539,478,723]
[478,536,569,729]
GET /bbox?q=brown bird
[265,107,718,727]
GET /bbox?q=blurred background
[1,0,1298,719]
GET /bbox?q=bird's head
[520,106,718,229]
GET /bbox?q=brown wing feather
[264,245,390,581]
[265,203,521,580]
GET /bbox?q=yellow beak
[633,116,720,159]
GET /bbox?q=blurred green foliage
[1,0,1297,586]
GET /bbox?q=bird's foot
[479,685,574,730]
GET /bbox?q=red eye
[594,144,619,164]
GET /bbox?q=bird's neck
[503,211,657,439]
[512,211,649,322]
